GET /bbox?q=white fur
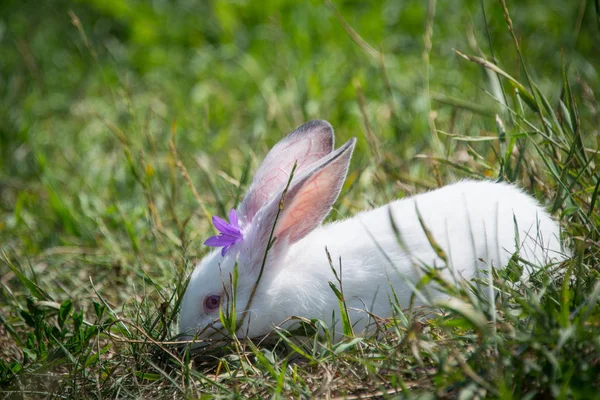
[179,121,566,343]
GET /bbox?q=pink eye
[204,295,221,312]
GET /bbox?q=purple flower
[204,209,243,256]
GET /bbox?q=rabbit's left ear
[238,121,334,226]
[251,137,356,250]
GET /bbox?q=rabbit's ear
[253,137,356,249]
[238,120,334,226]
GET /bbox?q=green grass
[1,0,599,398]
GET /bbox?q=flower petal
[205,210,244,254]
[221,244,231,256]
[212,216,235,235]
[229,209,239,229]
[204,235,234,247]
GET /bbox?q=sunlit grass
[1,0,599,398]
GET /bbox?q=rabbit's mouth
[177,320,231,348]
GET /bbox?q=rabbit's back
[359,180,562,273]
[277,180,564,327]
[386,180,562,269]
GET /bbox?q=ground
[1,0,599,398]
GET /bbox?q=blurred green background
[1,0,599,396]
[1,0,598,306]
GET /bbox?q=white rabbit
[179,120,566,342]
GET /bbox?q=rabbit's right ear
[244,138,356,263]
[238,120,334,225]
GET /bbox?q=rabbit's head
[179,121,356,341]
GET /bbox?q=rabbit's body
[244,180,562,336]
[179,121,566,342]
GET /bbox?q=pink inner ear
[248,158,305,213]
[271,138,356,245]
[238,121,334,225]
[275,166,344,243]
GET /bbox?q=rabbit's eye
[204,295,221,312]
